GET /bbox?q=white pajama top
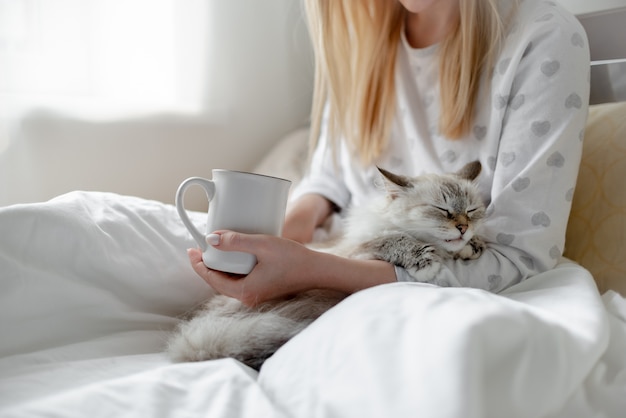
[292,0,591,292]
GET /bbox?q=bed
[1,8,626,418]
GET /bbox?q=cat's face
[378,161,486,253]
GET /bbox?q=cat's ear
[455,161,482,181]
[377,167,413,198]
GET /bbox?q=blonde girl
[188,0,590,306]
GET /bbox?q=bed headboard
[563,6,626,296]
[577,7,626,104]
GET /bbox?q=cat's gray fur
[167,161,486,369]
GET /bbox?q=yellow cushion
[564,102,626,296]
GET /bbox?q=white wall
[0,0,314,210]
[3,0,625,209]
[557,0,626,15]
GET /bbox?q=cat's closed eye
[432,205,483,221]
[467,206,487,220]
[433,206,454,219]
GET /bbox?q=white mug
[175,170,291,275]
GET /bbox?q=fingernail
[205,233,221,246]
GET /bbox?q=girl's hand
[188,231,316,307]
[188,230,397,307]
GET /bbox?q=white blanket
[0,192,625,417]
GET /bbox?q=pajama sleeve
[396,7,590,291]
[289,111,352,210]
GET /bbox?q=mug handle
[175,177,216,252]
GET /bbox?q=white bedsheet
[0,191,624,417]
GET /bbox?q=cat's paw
[407,260,441,282]
[456,236,485,260]
[405,246,442,282]
[457,244,475,260]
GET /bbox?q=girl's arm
[282,194,335,243]
[406,4,590,291]
[188,232,396,307]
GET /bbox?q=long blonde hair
[304,0,509,165]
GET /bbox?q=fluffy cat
[167,161,486,370]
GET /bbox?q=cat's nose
[456,224,468,235]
